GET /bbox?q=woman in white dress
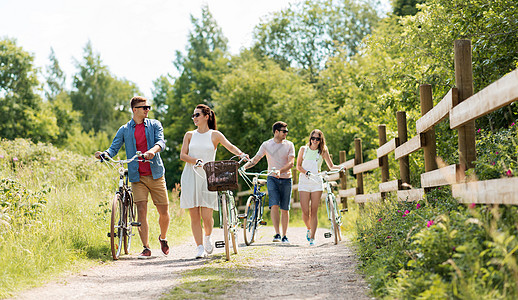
[180,104,247,258]
[296,129,338,246]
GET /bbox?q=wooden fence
[237,39,518,208]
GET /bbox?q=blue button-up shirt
[106,118,166,182]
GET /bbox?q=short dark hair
[272,121,288,134]
[130,96,147,109]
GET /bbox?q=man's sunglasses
[311,137,321,141]
[135,105,151,110]
[279,129,288,133]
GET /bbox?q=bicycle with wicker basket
[201,156,245,261]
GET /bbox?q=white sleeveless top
[180,130,218,210]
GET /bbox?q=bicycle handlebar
[100,151,152,165]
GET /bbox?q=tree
[0,38,59,142]
[158,5,230,184]
[70,41,139,134]
[252,0,380,81]
[43,48,66,102]
[214,52,317,166]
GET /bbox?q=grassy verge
[0,139,190,298]
[161,246,269,299]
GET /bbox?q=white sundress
[180,129,218,210]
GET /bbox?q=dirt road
[12,226,371,299]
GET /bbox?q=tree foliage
[0,38,59,142]
[252,0,381,81]
[70,41,139,134]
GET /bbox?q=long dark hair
[196,104,217,130]
[306,129,327,154]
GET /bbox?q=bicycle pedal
[259,221,267,225]
[340,208,348,213]
[237,214,246,219]
[215,241,225,248]
[131,222,141,227]
[324,232,332,238]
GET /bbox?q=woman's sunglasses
[310,137,321,141]
[192,113,202,119]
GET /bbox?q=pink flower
[397,210,401,213]
[477,128,481,133]
[491,162,496,165]
[416,203,421,209]
[386,236,392,239]
[404,210,410,214]
[50,157,57,161]
[426,220,434,228]
[496,152,499,155]
[469,203,476,209]
[0,154,4,159]
[49,171,55,175]
[512,122,515,126]
[506,169,512,177]
[13,157,18,161]
[377,218,382,222]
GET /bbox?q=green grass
[0,139,190,298]
[161,246,268,299]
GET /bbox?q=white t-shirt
[253,138,296,178]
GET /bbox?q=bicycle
[237,169,271,246]
[307,168,347,245]
[199,156,246,261]
[99,151,149,260]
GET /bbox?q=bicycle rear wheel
[110,193,124,260]
[243,196,258,246]
[220,193,230,261]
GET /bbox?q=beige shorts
[132,176,169,206]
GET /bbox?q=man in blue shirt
[95,96,170,258]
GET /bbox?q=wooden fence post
[397,111,410,189]
[420,84,438,175]
[378,125,389,199]
[339,150,347,210]
[354,138,364,206]
[454,39,476,170]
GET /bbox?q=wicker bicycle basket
[203,160,239,191]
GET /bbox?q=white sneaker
[195,244,206,259]
[204,235,213,254]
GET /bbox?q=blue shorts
[267,176,292,211]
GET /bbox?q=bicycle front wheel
[228,193,238,255]
[243,196,258,246]
[328,195,340,245]
[124,191,135,254]
[110,193,124,260]
[220,193,230,261]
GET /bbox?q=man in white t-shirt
[243,121,295,243]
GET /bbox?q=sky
[1,0,390,98]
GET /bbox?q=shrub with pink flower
[416,203,421,209]
[506,169,512,177]
[402,210,410,217]
[426,220,434,228]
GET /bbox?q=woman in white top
[296,129,337,245]
[180,104,247,258]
